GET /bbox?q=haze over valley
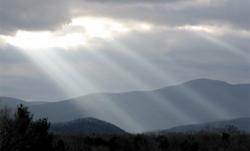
[0,0,250,150]
[1,79,250,133]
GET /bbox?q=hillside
[1,79,250,132]
[50,117,126,134]
[160,117,250,133]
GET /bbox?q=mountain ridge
[1,78,250,132]
[0,78,248,103]
[158,117,250,133]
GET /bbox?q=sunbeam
[108,38,233,120]
[198,33,250,62]
[19,49,95,97]
[0,0,249,141]
[3,31,87,50]
[18,47,144,132]
[87,40,197,124]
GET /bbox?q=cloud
[0,0,249,34]
[0,0,71,34]
[0,0,249,100]
[1,24,249,100]
[83,0,186,3]
[75,0,250,30]
[0,17,154,50]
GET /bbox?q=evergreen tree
[0,104,53,151]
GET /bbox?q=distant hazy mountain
[159,117,250,133]
[0,97,48,109]
[0,97,27,108]
[50,117,126,134]
[1,79,250,133]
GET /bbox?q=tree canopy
[0,104,53,151]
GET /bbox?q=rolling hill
[159,117,250,133]
[1,79,250,133]
[50,117,126,134]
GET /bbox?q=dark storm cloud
[77,0,250,30]
[0,0,72,34]
[0,0,249,34]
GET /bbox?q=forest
[0,105,250,151]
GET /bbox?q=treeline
[0,105,53,151]
[56,131,250,151]
[1,105,250,151]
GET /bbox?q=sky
[0,0,249,101]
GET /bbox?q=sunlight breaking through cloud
[2,31,87,50]
[180,24,250,62]
[1,17,153,50]
[0,0,249,134]
[84,43,196,126]
[18,46,145,132]
[177,25,217,34]
[70,17,129,39]
[199,33,250,62]
[109,39,233,120]
[176,24,250,38]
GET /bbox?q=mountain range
[1,79,250,133]
[159,117,250,133]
